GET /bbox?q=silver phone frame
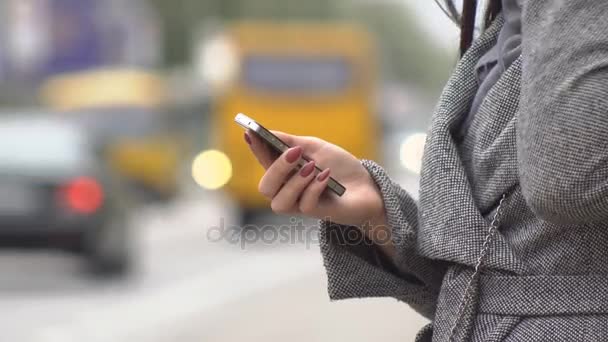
[235,113,346,197]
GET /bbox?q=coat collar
[435,15,505,132]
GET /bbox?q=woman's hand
[245,130,388,230]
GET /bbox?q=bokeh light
[399,133,427,174]
[196,35,238,88]
[191,150,233,190]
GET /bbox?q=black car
[0,116,132,276]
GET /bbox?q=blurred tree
[147,0,453,92]
[339,1,454,91]
[229,0,336,19]
[147,0,338,66]
[145,0,210,67]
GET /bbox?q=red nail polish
[244,132,252,145]
[300,161,315,177]
[285,146,302,163]
[317,169,330,181]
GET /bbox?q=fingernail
[317,169,330,181]
[285,146,302,163]
[244,132,252,145]
[300,161,315,177]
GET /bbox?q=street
[0,1,447,340]
[0,177,427,342]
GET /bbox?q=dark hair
[436,0,502,56]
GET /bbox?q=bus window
[242,56,352,93]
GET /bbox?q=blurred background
[0,0,459,341]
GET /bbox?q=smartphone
[235,113,346,197]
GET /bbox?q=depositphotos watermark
[206,217,393,250]
[206,217,319,249]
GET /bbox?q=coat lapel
[417,16,522,270]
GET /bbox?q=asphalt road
[0,174,427,342]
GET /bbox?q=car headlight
[191,150,232,190]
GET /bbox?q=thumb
[271,131,323,155]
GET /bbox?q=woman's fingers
[249,130,331,212]
[298,168,331,215]
[246,131,277,169]
[270,161,317,214]
[258,146,303,198]
[246,130,325,170]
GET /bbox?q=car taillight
[58,177,104,214]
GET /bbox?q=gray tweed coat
[320,2,608,341]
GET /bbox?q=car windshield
[0,118,89,173]
[75,108,162,141]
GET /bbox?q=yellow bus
[204,22,379,222]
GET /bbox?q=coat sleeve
[319,160,448,320]
[518,1,608,225]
